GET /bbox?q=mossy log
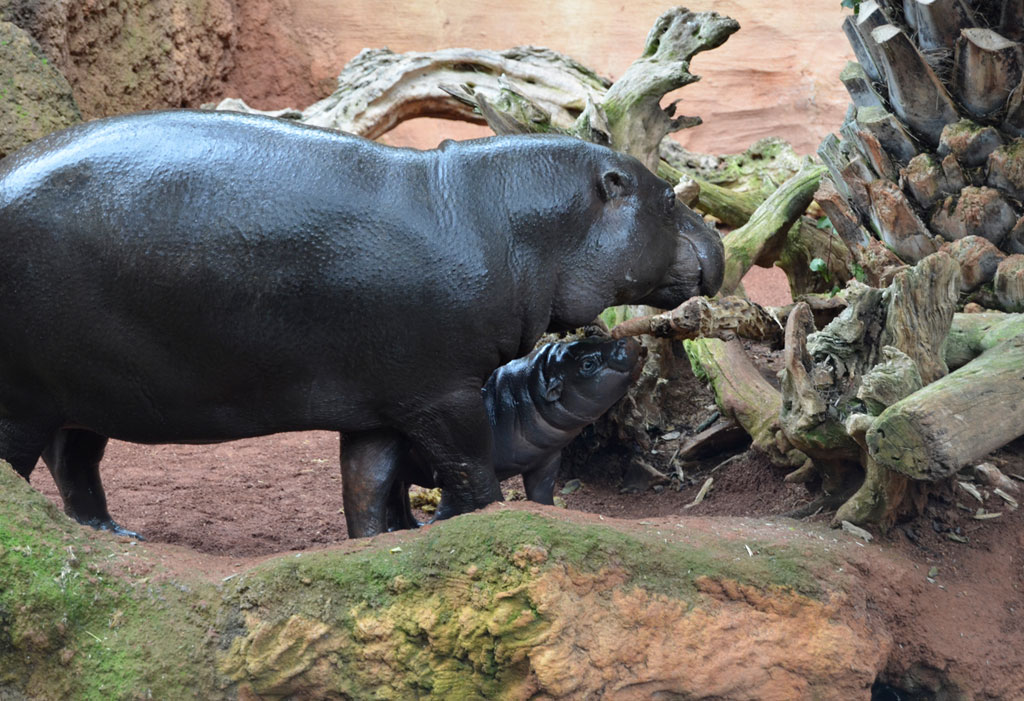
[868,334,1024,481]
[719,163,827,296]
[945,310,1024,368]
[0,461,894,700]
[683,338,806,468]
[776,218,855,298]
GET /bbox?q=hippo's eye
[579,355,602,376]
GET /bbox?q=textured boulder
[1,0,236,118]
[0,20,80,158]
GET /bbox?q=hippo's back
[0,111,502,441]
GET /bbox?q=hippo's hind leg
[341,429,408,538]
[41,428,141,539]
[385,478,420,532]
[402,390,502,521]
[0,417,56,480]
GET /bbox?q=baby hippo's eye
[579,355,602,376]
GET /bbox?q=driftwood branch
[610,296,783,345]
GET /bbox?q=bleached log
[839,412,914,528]
[878,251,960,384]
[867,179,940,262]
[954,29,1024,119]
[684,338,806,467]
[593,9,740,170]
[945,310,1024,368]
[871,24,960,145]
[778,301,864,485]
[868,334,1024,481]
[912,0,978,51]
[777,256,959,524]
[297,46,611,138]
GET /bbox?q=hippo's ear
[598,169,635,202]
[537,364,564,402]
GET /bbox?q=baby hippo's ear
[537,363,564,402]
[598,168,635,202]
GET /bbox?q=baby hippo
[342,337,644,537]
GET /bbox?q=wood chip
[973,509,1003,520]
[958,481,984,503]
[684,477,714,509]
[840,520,874,542]
[994,488,1019,509]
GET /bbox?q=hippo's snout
[632,203,724,309]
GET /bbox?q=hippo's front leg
[403,389,502,521]
[521,453,560,506]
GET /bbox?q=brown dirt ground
[24,267,1024,696]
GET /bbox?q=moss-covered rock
[0,20,80,158]
[0,460,892,699]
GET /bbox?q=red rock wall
[212,0,855,155]
[5,1,854,155]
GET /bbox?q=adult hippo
[344,336,644,537]
[0,109,723,538]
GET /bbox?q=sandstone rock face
[212,0,854,155]
[2,0,852,155]
[0,20,80,158]
[0,0,236,119]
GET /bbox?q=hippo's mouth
[677,235,724,299]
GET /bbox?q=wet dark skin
[0,110,723,538]
[345,337,644,537]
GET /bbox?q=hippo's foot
[79,516,145,540]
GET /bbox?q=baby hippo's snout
[608,337,646,379]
